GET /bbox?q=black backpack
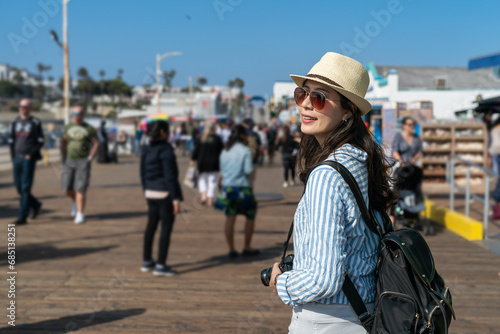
[281,161,455,333]
[323,161,455,333]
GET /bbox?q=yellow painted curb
[422,199,483,241]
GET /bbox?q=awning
[473,95,500,113]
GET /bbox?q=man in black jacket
[8,99,44,225]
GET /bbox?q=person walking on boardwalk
[140,120,183,276]
[97,119,109,163]
[8,99,44,225]
[268,52,396,332]
[190,121,224,207]
[276,125,299,188]
[215,124,259,259]
[61,106,99,224]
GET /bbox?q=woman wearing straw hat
[268,52,396,332]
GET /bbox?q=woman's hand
[173,202,180,215]
[269,262,282,294]
[189,160,194,167]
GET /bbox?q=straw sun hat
[290,52,372,116]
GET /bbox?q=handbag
[183,166,198,188]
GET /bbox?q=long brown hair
[201,121,217,142]
[297,93,397,212]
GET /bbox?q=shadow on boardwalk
[0,308,146,333]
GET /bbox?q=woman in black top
[277,125,299,187]
[140,120,183,277]
[191,122,224,206]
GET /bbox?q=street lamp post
[62,0,70,125]
[156,51,182,113]
[188,75,203,117]
[49,0,71,125]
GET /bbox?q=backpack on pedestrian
[278,161,455,334]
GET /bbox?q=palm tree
[228,77,245,118]
[77,67,89,81]
[197,77,207,86]
[117,69,123,80]
[76,67,93,102]
[234,77,244,89]
[99,70,105,96]
[162,70,176,91]
[37,63,52,81]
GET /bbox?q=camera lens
[260,267,273,286]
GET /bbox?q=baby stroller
[394,165,434,235]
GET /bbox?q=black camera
[260,254,294,286]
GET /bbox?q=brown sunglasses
[294,87,339,111]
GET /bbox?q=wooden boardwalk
[0,153,499,333]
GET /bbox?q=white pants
[289,302,374,334]
[198,172,218,198]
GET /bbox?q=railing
[446,154,498,239]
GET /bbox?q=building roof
[375,65,500,90]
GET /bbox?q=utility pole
[63,0,71,125]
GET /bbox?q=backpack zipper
[427,305,439,327]
[379,291,418,304]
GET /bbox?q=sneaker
[74,212,85,224]
[71,202,77,217]
[13,217,27,225]
[282,182,288,188]
[228,251,239,259]
[289,180,295,187]
[29,202,42,219]
[153,265,177,277]
[141,261,155,272]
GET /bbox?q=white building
[273,81,297,108]
[145,85,248,120]
[148,91,223,119]
[0,63,41,86]
[365,64,500,120]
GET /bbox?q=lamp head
[50,30,59,42]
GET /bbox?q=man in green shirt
[61,106,99,224]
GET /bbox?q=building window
[434,77,447,90]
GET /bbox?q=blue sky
[1,0,499,99]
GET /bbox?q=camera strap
[281,221,294,264]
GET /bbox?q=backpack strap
[321,161,383,238]
[279,160,381,331]
[320,161,379,331]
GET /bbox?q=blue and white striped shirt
[277,144,383,306]
[219,142,253,187]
